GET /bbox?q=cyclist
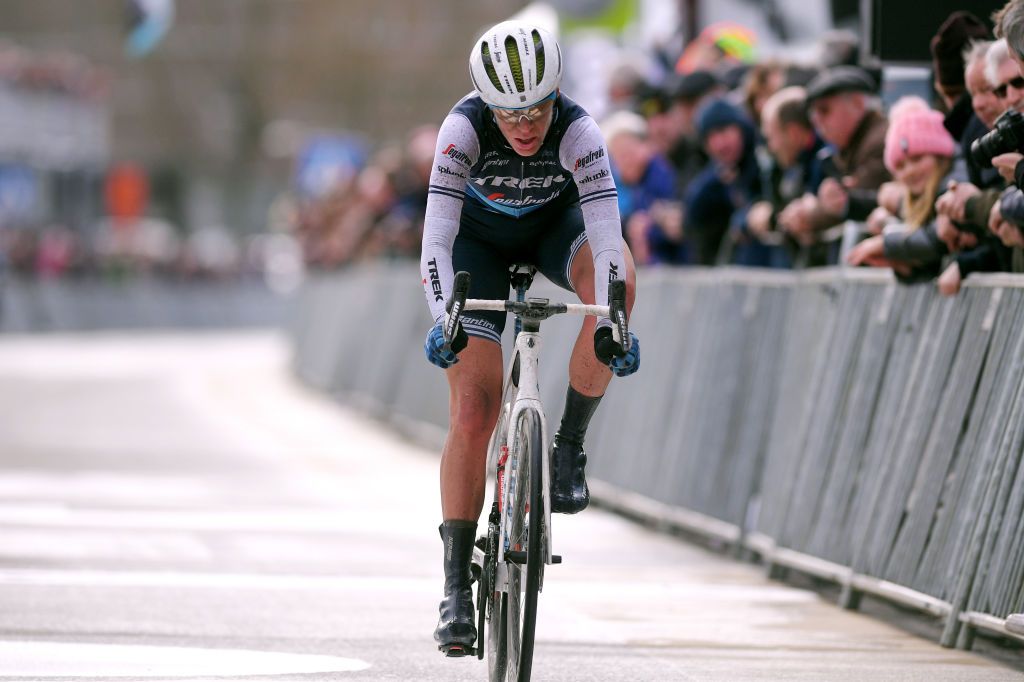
[420,20,641,656]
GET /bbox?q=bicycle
[441,266,629,682]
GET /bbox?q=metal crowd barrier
[290,263,1024,650]
[1,276,290,332]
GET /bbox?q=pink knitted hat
[884,96,956,173]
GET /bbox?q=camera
[971,109,1024,168]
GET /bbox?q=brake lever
[443,271,471,353]
[608,279,630,351]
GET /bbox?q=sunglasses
[994,75,1024,99]
[491,93,556,126]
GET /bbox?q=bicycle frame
[495,328,552,584]
[467,295,612,596]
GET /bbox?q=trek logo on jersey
[578,169,609,184]
[472,174,567,189]
[574,148,605,171]
[442,144,473,167]
[426,258,443,302]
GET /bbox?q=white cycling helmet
[468,20,562,109]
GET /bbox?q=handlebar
[442,270,630,347]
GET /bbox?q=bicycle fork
[494,332,554,583]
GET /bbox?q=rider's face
[492,98,556,157]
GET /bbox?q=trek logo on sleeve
[442,144,473,167]
[427,258,443,302]
[608,263,619,283]
[574,148,605,171]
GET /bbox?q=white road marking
[0,503,414,533]
[0,641,370,676]
[0,567,434,591]
[0,567,810,602]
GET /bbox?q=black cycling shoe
[434,520,477,655]
[550,434,590,514]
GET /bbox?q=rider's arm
[559,116,627,324]
[420,112,480,323]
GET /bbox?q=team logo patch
[574,148,605,171]
[442,144,472,167]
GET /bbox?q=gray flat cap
[805,66,877,105]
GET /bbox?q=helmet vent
[532,30,545,83]
[504,35,525,93]
[480,43,505,94]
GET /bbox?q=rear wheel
[504,407,545,682]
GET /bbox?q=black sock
[556,384,602,445]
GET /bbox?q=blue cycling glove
[424,321,468,369]
[594,326,640,377]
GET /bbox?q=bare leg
[440,336,504,521]
[434,335,503,653]
[567,243,637,396]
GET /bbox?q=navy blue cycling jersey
[451,94,587,217]
[420,92,624,325]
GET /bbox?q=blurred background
[0,0,855,331]
[0,0,983,331]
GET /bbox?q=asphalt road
[0,331,1019,681]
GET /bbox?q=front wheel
[504,407,545,682]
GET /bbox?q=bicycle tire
[505,407,544,682]
[486,356,519,682]
[487,591,508,681]
[486,503,507,680]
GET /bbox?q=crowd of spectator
[282,2,1024,305]
[0,218,287,283]
[289,126,435,269]
[600,4,1024,297]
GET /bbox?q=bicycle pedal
[439,643,476,658]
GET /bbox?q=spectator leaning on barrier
[962,40,1004,189]
[988,4,1024,188]
[781,66,890,256]
[741,60,787,129]
[932,12,992,118]
[929,38,1024,290]
[931,12,994,186]
[684,97,762,266]
[932,40,1015,295]
[662,70,723,192]
[746,86,826,268]
[846,97,956,283]
[602,110,683,266]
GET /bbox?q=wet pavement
[0,331,1019,681]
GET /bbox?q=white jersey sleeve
[559,116,626,323]
[420,112,479,323]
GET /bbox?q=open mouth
[515,136,538,148]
